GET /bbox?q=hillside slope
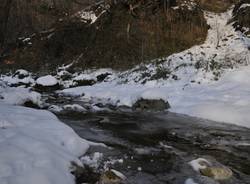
[1,0,209,71]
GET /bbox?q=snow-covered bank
[60,9,250,128]
[0,104,92,184]
[61,65,250,128]
[0,86,42,106]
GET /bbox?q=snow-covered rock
[189,158,211,172]
[0,86,42,107]
[14,69,29,79]
[63,104,86,112]
[36,75,58,86]
[1,70,35,87]
[35,75,60,92]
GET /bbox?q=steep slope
[0,0,208,72]
[0,0,94,47]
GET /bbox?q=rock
[35,75,60,92]
[72,79,96,87]
[98,169,126,184]
[63,104,86,112]
[48,105,63,113]
[57,70,72,81]
[132,98,170,111]
[189,158,211,172]
[23,100,41,109]
[13,69,29,79]
[200,167,233,181]
[97,73,111,82]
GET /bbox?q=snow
[59,8,250,128]
[36,75,58,86]
[75,9,107,24]
[81,152,103,169]
[63,104,86,112]
[78,11,97,24]
[189,158,211,172]
[60,65,250,128]
[0,86,42,106]
[1,74,34,86]
[48,105,63,113]
[239,3,250,10]
[0,104,91,184]
[110,169,126,180]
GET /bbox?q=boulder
[35,75,60,92]
[200,167,233,181]
[132,98,170,111]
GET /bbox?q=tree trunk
[0,0,13,47]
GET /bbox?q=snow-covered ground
[0,86,42,106]
[60,9,250,128]
[0,81,102,184]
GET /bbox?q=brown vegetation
[1,0,208,71]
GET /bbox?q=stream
[58,111,250,184]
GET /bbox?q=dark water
[58,111,250,184]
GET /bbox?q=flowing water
[58,111,250,184]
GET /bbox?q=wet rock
[98,169,126,184]
[23,100,41,109]
[97,73,111,82]
[200,167,233,181]
[34,83,60,92]
[72,79,96,87]
[132,98,170,111]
